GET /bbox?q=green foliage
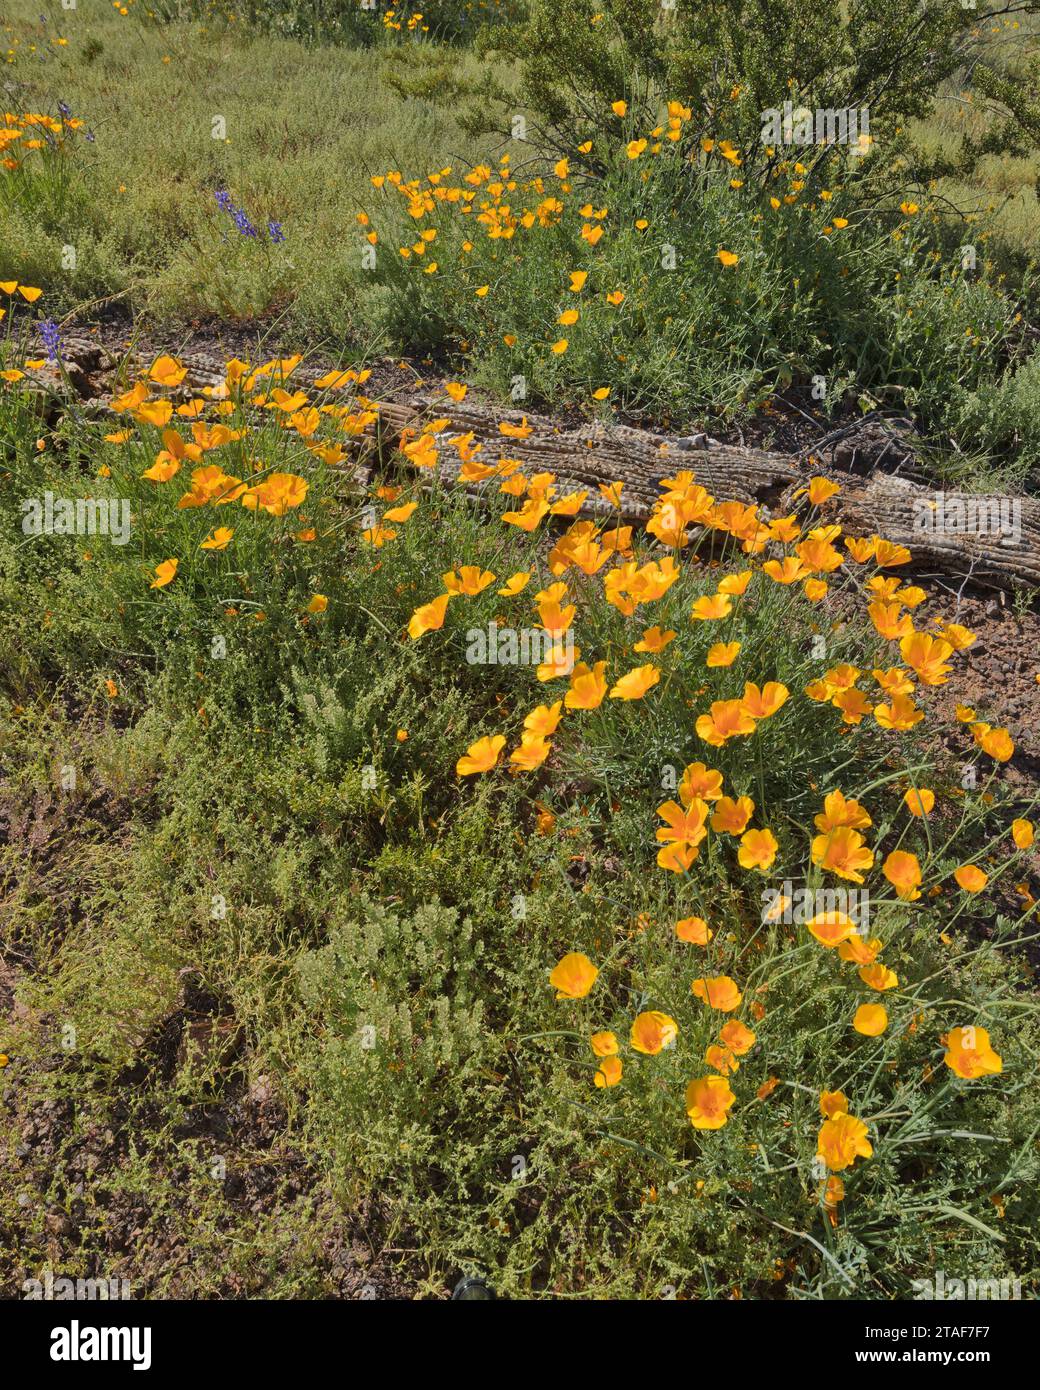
[2,365,1039,1297]
[364,124,1034,468]
[502,0,1040,192]
[2,0,1040,1302]
[141,0,525,46]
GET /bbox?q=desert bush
[497,1,1040,193]
[360,111,1034,452]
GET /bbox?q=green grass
[1,0,511,338]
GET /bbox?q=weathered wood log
[41,333,1040,590]
[372,398,1040,590]
[373,398,799,518]
[821,472,1040,590]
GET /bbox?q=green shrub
[361,121,1032,443]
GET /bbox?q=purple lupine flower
[267,220,285,244]
[58,101,71,119]
[38,319,61,362]
[214,189,234,213]
[232,205,258,238]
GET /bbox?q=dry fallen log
[373,398,799,518]
[373,398,1040,590]
[43,334,1040,590]
[825,472,1040,590]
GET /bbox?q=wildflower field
[2,0,1040,1319]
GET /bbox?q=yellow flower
[690,593,732,621]
[942,1025,1002,1079]
[816,1111,873,1171]
[149,354,187,387]
[306,594,328,613]
[565,660,608,711]
[972,722,1014,762]
[594,1055,623,1087]
[811,826,874,883]
[200,526,234,551]
[608,663,660,701]
[819,1090,849,1118]
[443,565,496,596]
[630,1010,679,1055]
[625,620,673,656]
[523,701,563,737]
[707,641,740,667]
[456,733,506,776]
[590,1031,618,1058]
[675,915,712,944]
[691,975,743,1011]
[883,849,922,901]
[807,476,840,505]
[705,1044,739,1075]
[549,951,599,1000]
[954,864,988,893]
[716,249,739,268]
[822,1175,845,1220]
[853,1004,888,1036]
[497,571,530,596]
[1012,818,1034,850]
[383,501,418,523]
[510,734,551,772]
[838,935,883,966]
[859,963,898,992]
[719,1020,756,1055]
[904,787,935,817]
[737,828,778,871]
[408,593,451,639]
[679,762,723,803]
[149,558,178,589]
[806,911,856,947]
[685,1075,736,1130]
[240,471,308,515]
[740,680,789,719]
